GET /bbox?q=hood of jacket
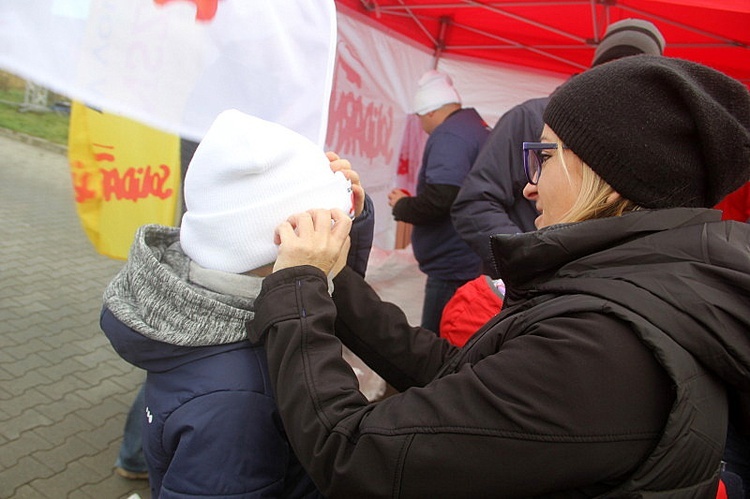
[102,224,263,371]
[490,208,750,426]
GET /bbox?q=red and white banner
[330,10,565,247]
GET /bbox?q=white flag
[0,0,337,145]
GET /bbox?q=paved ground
[0,130,151,499]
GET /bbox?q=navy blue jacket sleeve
[346,194,374,278]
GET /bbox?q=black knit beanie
[544,55,750,208]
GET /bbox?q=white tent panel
[331,10,566,248]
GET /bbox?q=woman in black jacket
[249,56,750,498]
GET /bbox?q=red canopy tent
[334,0,750,86]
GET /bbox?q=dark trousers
[421,276,469,335]
[724,421,750,497]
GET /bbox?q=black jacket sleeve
[249,266,670,498]
[392,184,460,225]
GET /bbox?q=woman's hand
[329,236,351,278]
[273,208,352,275]
[327,151,365,217]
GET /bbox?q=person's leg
[724,421,750,496]
[421,276,465,334]
[114,383,148,479]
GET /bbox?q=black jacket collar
[490,208,720,294]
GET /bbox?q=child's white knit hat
[180,109,353,273]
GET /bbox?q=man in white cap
[452,18,666,276]
[387,70,490,334]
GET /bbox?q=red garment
[715,182,750,222]
[439,275,504,347]
[716,478,727,499]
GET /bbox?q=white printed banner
[326,13,432,248]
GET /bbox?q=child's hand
[327,151,365,217]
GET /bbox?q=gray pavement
[0,130,151,499]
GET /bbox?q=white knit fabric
[180,109,353,273]
[412,70,461,115]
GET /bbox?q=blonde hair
[554,141,640,223]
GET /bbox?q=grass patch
[0,87,70,145]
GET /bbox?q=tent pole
[432,16,451,68]
[591,0,614,42]
[590,0,601,42]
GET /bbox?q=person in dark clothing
[451,18,666,276]
[248,56,750,498]
[100,109,373,498]
[388,69,490,333]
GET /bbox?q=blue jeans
[115,383,148,473]
[421,276,469,335]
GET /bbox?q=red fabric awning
[335,0,750,86]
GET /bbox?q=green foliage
[0,87,70,146]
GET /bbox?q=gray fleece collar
[103,224,262,347]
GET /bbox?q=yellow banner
[68,102,181,260]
